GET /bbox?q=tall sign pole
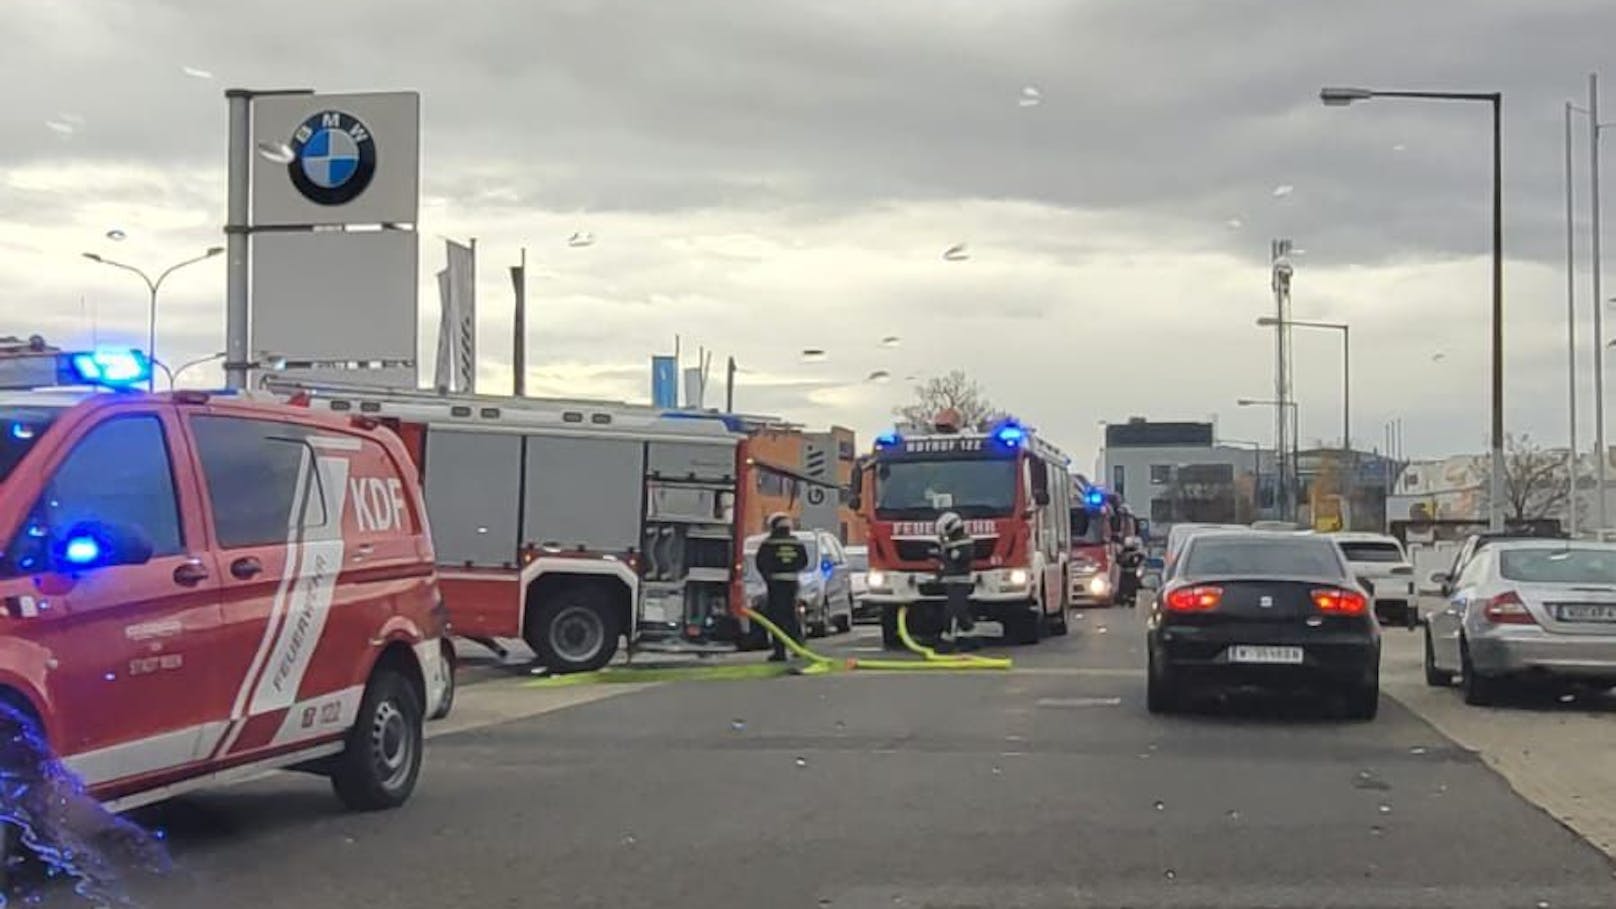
[224,90,253,389]
[511,247,527,396]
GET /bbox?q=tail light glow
[1311,588,1368,616]
[1165,585,1222,612]
[1482,590,1536,625]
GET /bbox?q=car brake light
[1482,590,1536,625]
[1165,585,1222,612]
[1312,588,1368,616]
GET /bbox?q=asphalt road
[48,608,1616,908]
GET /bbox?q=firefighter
[935,511,977,646]
[1116,535,1146,607]
[755,512,808,662]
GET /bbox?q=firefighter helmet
[767,512,793,534]
[936,511,964,538]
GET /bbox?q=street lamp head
[205,246,224,257]
[81,252,102,262]
[1236,399,1257,407]
[1256,316,1281,327]
[1320,87,1374,106]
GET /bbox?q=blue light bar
[991,421,1025,447]
[8,422,35,440]
[1085,490,1106,507]
[67,348,151,389]
[874,430,901,449]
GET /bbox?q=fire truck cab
[852,412,1072,648]
[1070,481,1120,607]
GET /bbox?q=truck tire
[1047,587,1069,636]
[529,586,621,673]
[331,668,423,811]
[1007,603,1044,645]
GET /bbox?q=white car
[844,545,877,621]
[1425,540,1616,705]
[1331,532,1419,629]
[743,531,856,636]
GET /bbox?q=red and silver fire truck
[1070,479,1120,607]
[271,381,810,673]
[852,411,1073,648]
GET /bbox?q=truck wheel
[332,668,423,811]
[1008,603,1044,645]
[529,587,620,673]
[1047,590,1069,636]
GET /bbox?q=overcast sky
[3,0,1614,467]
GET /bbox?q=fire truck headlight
[867,570,888,591]
[1088,575,1111,597]
[1007,568,1030,587]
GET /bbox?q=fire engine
[852,411,1073,648]
[269,380,817,672]
[1070,480,1120,607]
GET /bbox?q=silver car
[743,530,856,637]
[1425,540,1616,705]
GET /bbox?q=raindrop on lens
[1153,800,1165,812]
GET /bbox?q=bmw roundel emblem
[287,110,377,206]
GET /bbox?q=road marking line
[1036,696,1124,707]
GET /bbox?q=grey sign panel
[801,436,838,533]
[251,229,418,388]
[423,430,522,567]
[252,91,420,227]
[524,436,645,552]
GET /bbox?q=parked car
[743,530,855,636]
[1147,530,1380,719]
[0,352,450,837]
[1331,532,1419,628]
[845,545,877,621]
[1434,530,1567,597]
[1425,540,1616,705]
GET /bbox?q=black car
[1145,531,1381,719]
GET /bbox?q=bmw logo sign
[287,110,377,206]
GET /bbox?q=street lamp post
[1257,316,1350,451]
[1238,398,1302,521]
[1321,85,1504,532]
[81,247,224,390]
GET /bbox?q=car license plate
[1555,603,1616,623]
[1227,645,1304,665]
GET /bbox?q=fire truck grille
[892,538,997,562]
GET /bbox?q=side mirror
[1356,576,1376,596]
[1033,489,1051,507]
[1427,570,1449,586]
[52,522,154,572]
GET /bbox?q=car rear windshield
[1498,548,1616,584]
[1183,536,1345,579]
[0,406,63,483]
[1339,541,1404,563]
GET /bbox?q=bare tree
[894,370,1008,428]
[1492,433,1571,522]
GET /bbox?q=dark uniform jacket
[936,531,974,582]
[756,535,809,582]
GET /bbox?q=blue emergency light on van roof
[67,348,150,389]
[991,421,1025,448]
[874,430,901,449]
[1085,489,1106,507]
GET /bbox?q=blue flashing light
[874,430,902,449]
[8,422,34,440]
[1085,490,1106,508]
[68,348,151,389]
[992,422,1026,448]
[820,557,835,577]
[62,535,101,566]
